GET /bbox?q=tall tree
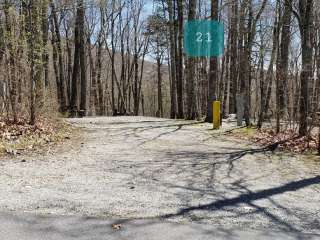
[297,0,314,136]
[70,0,87,117]
[24,0,45,124]
[41,0,49,89]
[167,0,177,118]
[96,3,106,116]
[50,0,67,113]
[146,14,167,118]
[206,0,219,123]
[186,0,198,120]
[238,0,267,126]
[78,0,87,117]
[275,0,292,132]
[3,0,18,122]
[257,4,281,129]
[228,0,239,115]
[176,0,184,118]
[110,0,116,113]
[70,1,81,116]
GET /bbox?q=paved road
[0,117,319,239]
[0,212,319,240]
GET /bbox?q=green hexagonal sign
[184,20,224,57]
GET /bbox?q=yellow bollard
[213,101,221,129]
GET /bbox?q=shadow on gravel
[164,147,274,177]
[117,146,319,238]
[102,120,174,125]
[110,175,319,239]
[113,142,320,238]
[101,118,320,237]
[160,148,319,235]
[160,176,320,238]
[123,121,205,146]
[162,176,320,217]
[105,120,203,138]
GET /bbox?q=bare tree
[186,0,198,120]
[298,0,313,136]
[206,0,219,123]
[176,0,184,118]
[50,0,67,113]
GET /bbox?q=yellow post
[213,101,221,129]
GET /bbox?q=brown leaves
[0,117,70,155]
[231,128,318,154]
[5,147,18,155]
[111,224,122,230]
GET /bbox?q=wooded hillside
[0,0,318,137]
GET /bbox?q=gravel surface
[0,116,319,235]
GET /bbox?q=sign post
[213,101,221,129]
[184,20,224,129]
[236,94,245,126]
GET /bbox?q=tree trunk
[96,39,104,115]
[156,56,163,117]
[133,46,139,115]
[238,0,267,126]
[4,1,17,122]
[50,17,62,109]
[70,1,82,117]
[50,0,67,113]
[78,0,87,117]
[276,0,292,132]
[186,0,197,120]
[168,0,177,119]
[176,0,184,118]
[257,6,280,129]
[25,0,44,124]
[111,0,116,113]
[206,0,219,123]
[298,0,313,136]
[41,0,49,89]
[88,37,97,116]
[229,0,238,114]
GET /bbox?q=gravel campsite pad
[0,116,319,234]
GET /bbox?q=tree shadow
[110,175,320,239]
[113,146,320,237]
[100,118,320,236]
[105,120,203,139]
[164,176,318,218]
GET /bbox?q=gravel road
[0,116,319,237]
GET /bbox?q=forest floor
[0,116,319,239]
[0,117,73,156]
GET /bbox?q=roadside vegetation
[231,126,320,154]
[0,117,73,156]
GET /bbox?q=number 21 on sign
[196,32,212,43]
